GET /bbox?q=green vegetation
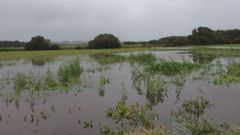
[104,100,158,134]
[57,58,83,83]
[25,36,60,50]
[146,59,201,75]
[214,63,240,85]
[128,53,156,64]
[175,97,240,135]
[88,34,121,49]
[0,40,27,48]
[98,76,110,97]
[92,53,156,65]
[13,70,64,97]
[146,27,240,47]
[129,127,171,135]
[13,72,29,91]
[1,47,240,135]
[191,47,240,57]
[0,47,165,60]
[30,56,54,66]
[92,53,126,64]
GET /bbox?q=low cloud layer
[0,0,240,41]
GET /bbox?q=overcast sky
[0,0,240,41]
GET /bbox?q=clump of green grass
[213,63,240,85]
[13,72,30,91]
[175,97,240,135]
[146,59,201,75]
[106,100,158,129]
[12,71,65,97]
[57,58,83,83]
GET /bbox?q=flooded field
[0,50,240,135]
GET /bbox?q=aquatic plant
[175,97,240,135]
[145,75,167,106]
[106,100,158,129]
[13,72,30,92]
[30,56,54,66]
[44,68,59,88]
[146,59,201,75]
[131,66,167,106]
[83,120,94,128]
[213,63,240,85]
[100,125,128,135]
[12,70,66,97]
[57,58,83,83]
[98,76,110,97]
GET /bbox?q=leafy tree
[88,34,121,49]
[25,36,51,50]
[25,36,60,50]
[188,27,217,45]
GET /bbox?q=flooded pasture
[0,50,240,135]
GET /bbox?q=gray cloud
[0,0,240,41]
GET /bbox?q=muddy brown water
[0,51,239,135]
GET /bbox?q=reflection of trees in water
[192,53,216,64]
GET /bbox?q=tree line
[0,40,27,48]
[1,26,240,50]
[125,27,240,47]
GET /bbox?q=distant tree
[188,27,217,45]
[171,37,189,46]
[233,37,240,44]
[88,34,121,49]
[25,36,52,50]
[49,44,60,50]
[0,40,27,48]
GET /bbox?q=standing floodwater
[0,51,240,135]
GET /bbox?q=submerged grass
[175,97,240,135]
[92,53,156,65]
[58,58,83,83]
[30,56,54,66]
[214,63,240,85]
[191,47,240,57]
[13,69,66,97]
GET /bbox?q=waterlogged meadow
[0,48,240,135]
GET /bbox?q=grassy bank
[0,44,240,60]
[0,47,168,60]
